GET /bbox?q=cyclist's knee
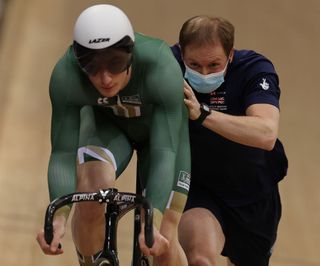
[74,201,105,225]
[77,162,115,189]
[76,201,104,215]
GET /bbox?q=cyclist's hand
[36,215,67,255]
[139,226,169,257]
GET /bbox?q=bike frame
[44,188,154,266]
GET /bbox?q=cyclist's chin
[98,85,121,98]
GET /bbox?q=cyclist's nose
[100,70,113,85]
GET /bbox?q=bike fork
[101,203,120,265]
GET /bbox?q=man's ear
[229,48,235,62]
[178,44,185,60]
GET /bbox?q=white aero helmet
[73,4,135,75]
[74,4,134,49]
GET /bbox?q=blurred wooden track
[0,0,319,265]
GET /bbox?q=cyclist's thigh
[78,106,133,177]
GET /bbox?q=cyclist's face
[88,67,131,98]
[80,48,133,97]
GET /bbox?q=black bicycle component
[44,188,154,266]
[132,206,142,266]
[140,257,150,266]
[95,257,113,266]
[131,178,151,266]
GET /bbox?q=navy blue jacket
[171,44,288,206]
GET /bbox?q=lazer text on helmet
[89,38,110,44]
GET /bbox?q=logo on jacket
[121,94,142,105]
[260,78,270,90]
[98,97,110,105]
[97,95,142,118]
[177,171,190,191]
[210,91,227,111]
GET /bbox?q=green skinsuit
[48,33,191,218]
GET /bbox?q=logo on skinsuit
[121,94,142,105]
[177,171,190,190]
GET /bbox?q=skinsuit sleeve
[144,41,190,217]
[47,54,80,201]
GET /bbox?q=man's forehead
[184,45,225,63]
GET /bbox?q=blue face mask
[184,61,228,93]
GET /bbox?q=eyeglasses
[76,47,133,75]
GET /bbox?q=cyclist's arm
[37,61,81,254]
[47,61,81,219]
[145,43,189,229]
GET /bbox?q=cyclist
[36,4,190,266]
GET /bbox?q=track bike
[43,187,154,266]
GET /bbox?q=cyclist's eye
[83,64,99,76]
[108,62,127,74]
[105,60,127,74]
[110,58,126,68]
